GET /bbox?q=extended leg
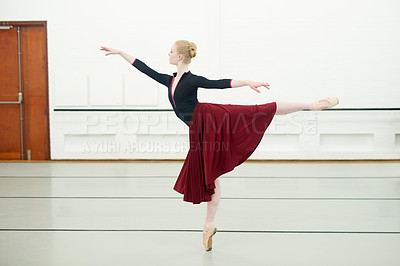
[275,98,337,115]
[275,102,312,115]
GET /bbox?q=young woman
[100,41,338,252]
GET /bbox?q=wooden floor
[0,161,399,266]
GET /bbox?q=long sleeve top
[132,59,233,126]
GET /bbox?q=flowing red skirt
[173,101,277,204]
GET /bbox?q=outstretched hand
[100,46,121,56]
[249,81,270,93]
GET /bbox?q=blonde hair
[175,40,197,64]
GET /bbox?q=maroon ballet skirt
[173,101,277,204]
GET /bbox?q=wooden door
[0,22,50,160]
[0,26,20,159]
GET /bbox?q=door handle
[0,92,23,104]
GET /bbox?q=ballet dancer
[100,40,338,251]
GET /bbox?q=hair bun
[174,40,197,64]
[188,42,197,58]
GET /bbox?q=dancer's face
[168,44,181,65]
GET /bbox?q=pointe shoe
[312,97,339,110]
[203,222,217,251]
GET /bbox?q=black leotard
[132,59,232,126]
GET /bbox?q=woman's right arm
[100,46,171,87]
[100,47,135,64]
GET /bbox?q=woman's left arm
[230,80,270,93]
[196,76,270,93]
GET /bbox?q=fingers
[260,82,270,90]
[250,81,271,94]
[254,82,270,90]
[100,46,116,56]
[100,47,108,55]
[100,46,113,54]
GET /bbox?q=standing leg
[203,178,221,251]
[204,178,221,226]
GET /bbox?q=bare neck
[176,61,189,77]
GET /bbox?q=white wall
[1,0,399,159]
